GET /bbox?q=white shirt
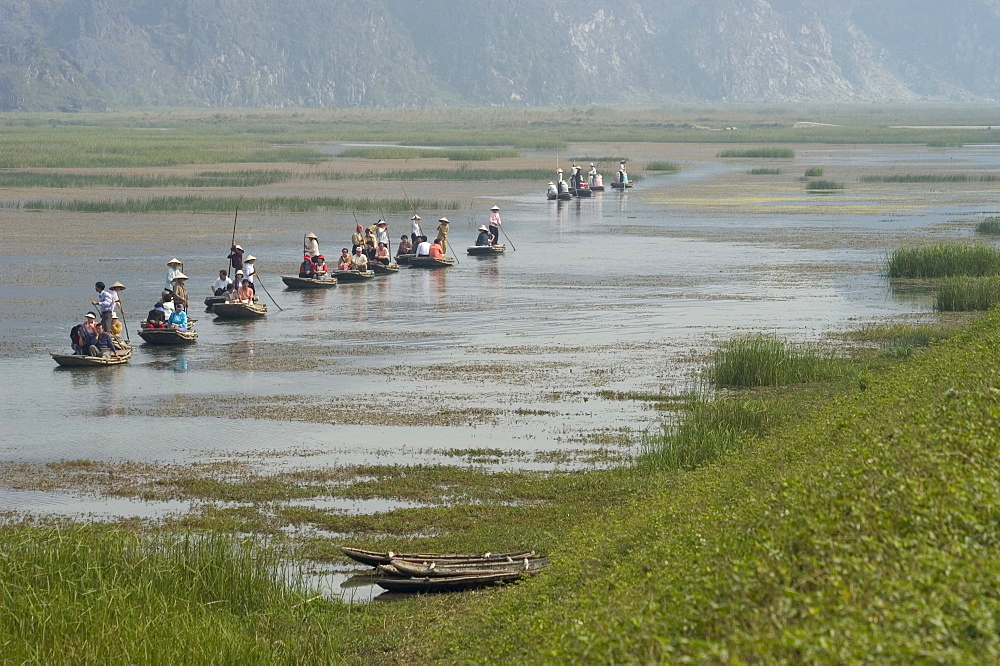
[415,241,431,256]
[376,228,389,246]
[212,276,233,292]
[304,238,319,256]
[165,267,182,290]
[351,254,368,270]
[244,262,256,282]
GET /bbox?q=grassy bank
[413,308,1000,662]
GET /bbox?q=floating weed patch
[804,167,824,177]
[717,147,795,158]
[806,180,845,191]
[2,196,457,213]
[748,168,782,175]
[639,392,785,472]
[886,243,1000,278]
[974,217,1000,235]
[935,276,1000,311]
[707,335,848,388]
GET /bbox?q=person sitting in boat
[547,181,558,198]
[166,303,188,331]
[223,283,237,303]
[161,290,175,319]
[88,323,121,358]
[243,256,257,292]
[476,225,492,247]
[171,273,189,309]
[299,255,314,278]
[374,242,391,266]
[71,312,99,354]
[428,239,445,259]
[415,236,431,257]
[312,254,329,277]
[228,244,244,273]
[145,303,167,329]
[212,270,232,296]
[304,232,320,257]
[351,246,369,271]
[337,248,353,271]
[397,235,412,257]
[110,311,123,338]
[351,225,365,253]
[165,258,183,290]
[235,279,255,303]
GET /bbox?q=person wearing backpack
[70,312,98,355]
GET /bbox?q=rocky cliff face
[1,0,999,111]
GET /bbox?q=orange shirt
[428,243,444,258]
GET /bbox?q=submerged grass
[717,147,795,158]
[0,196,457,213]
[707,334,849,388]
[974,217,1000,235]
[804,167,824,177]
[861,173,1000,183]
[886,243,1000,278]
[935,276,1000,311]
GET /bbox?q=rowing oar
[118,298,131,342]
[228,207,239,279]
[255,274,284,312]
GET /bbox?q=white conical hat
[167,258,182,265]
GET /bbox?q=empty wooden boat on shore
[339,545,537,568]
[389,557,547,579]
[212,301,267,319]
[137,326,197,345]
[374,570,532,593]
[281,275,338,289]
[467,245,505,256]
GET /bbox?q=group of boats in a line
[546,160,633,200]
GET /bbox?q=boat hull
[370,262,400,275]
[389,557,547,578]
[409,256,455,268]
[52,349,132,367]
[375,571,528,593]
[467,245,505,256]
[332,270,376,282]
[338,545,536,568]
[610,181,634,189]
[281,275,338,289]
[212,302,267,319]
[137,327,198,345]
[395,254,414,265]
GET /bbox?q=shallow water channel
[1,143,998,600]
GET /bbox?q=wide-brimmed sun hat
[305,232,318,239]
[167,258,182,265]
[490,205,500,211]
[478,225,489,231]
[411,214,421,221]
[245,255,256,262]
[438,217,449,223]
[174,273,188,280]
[110,281,126,290]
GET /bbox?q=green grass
[841,322,960,359]
[747,168,782,175]
[0,196,457,213]
[806,180,845,190]
[707,334,849,388]
[886,243,1000,278]
[0,169,296,188]
[339,147,519,160]
[643,161,680,172]
[935,276,1000,311]
[717,147,795,158]
[974,217,1000,234]
[804,167,824,177]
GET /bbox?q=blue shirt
[167,310,188,329]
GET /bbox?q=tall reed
[644,161,680,172]
[717,147,795,158]
[707,335,846,388]
[935,276,1000,311]
[974,217,1000,235]
[886,244,1000,278]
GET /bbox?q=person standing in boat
[488,205,502,246]
[164,258,183,290]
[228,245,244,273]
[589,163,598,186]
[110,281,127,319]
[243,255,257,292]
[556,169,568,195]
[375,220,389,249]
[410,215,422,248]
[92,281,116,336]
[618,160,628,184]
[351,225,366,253]
[475,225,492,247]
[171,273,189,309]
[435,217,450,253]
[212,270,233,296]
[304,232,320,258]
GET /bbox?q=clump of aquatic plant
[804,167,823,177]
[843,322,959,359]
[806,180,845,191]
[861,174,1000,183]
[748,168,782,175]
[886,244,1000,278]
[974,217,1000,235]
[935,276,1000,311]
[707,335,847,388]
[717,147,795,158]
[340,147,519,160]
[639,392,784,471]
[644,161,680,172]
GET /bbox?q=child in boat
[110,311,123,337]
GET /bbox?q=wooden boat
[137,326,197,345]
[570,186,592,197]
[374,570,532,593]
[339,545,537,568]
[281,275,338,289]
[390,557,547,579]
[467,245,505,256]
[409,256,455,268]
[52,348,132,367]
[610,180,634,189]
[370,262,400,275]
[212,301,267,319]
[332,269,376,283]
[204,295,227,308]
[395,253,414,265]
[590,184,605,191]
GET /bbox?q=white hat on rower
[411,214,421,221]
[234,244,243,250]
[245,255,256,262]
[438,217,449,223]
[478,225,489,231]
[167,258,182,265]
[305,232,318,239]
[174,272,188,280]
[490,205,500,211]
